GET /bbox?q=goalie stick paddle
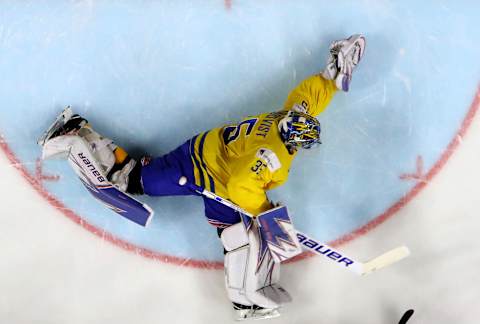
[179,176,410,275]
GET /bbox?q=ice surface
[1,1,480,323]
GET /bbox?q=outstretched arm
[283,74,337,117]
[283,34,366,117]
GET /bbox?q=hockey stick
[179,177,410,276]
[296,230,410,276]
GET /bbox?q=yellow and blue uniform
[141,75,337,227]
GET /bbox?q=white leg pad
[222,222,253,306]
[42,134,80,160]
[224,245,252,306]
[77,127,116,175]
[222,222,291,309]
[42,128,117,177]
[221,222,249,251]
[41,134,109,185]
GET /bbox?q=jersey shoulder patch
[256,148,281,172]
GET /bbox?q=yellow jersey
[190,75,337,215]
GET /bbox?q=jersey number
[222,118,258,145]
[251,159,266,174]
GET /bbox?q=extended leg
[38,107,152,226]
[39,107,141,193]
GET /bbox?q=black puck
[398,309,414,324]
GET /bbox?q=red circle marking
[1,85,479,269]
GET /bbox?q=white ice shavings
[382,81,387,107]
[351,89,382,105]
[393,69,412,94]
[392,69,415,135]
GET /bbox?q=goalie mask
[278,111,321,149]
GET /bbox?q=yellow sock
[113,147,129,164]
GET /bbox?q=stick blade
[361,246,410,275]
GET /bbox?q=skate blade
[235,308,281,321]
[37,106,73,146]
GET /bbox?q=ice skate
[37,106,88,146]
[234,304,281,321]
